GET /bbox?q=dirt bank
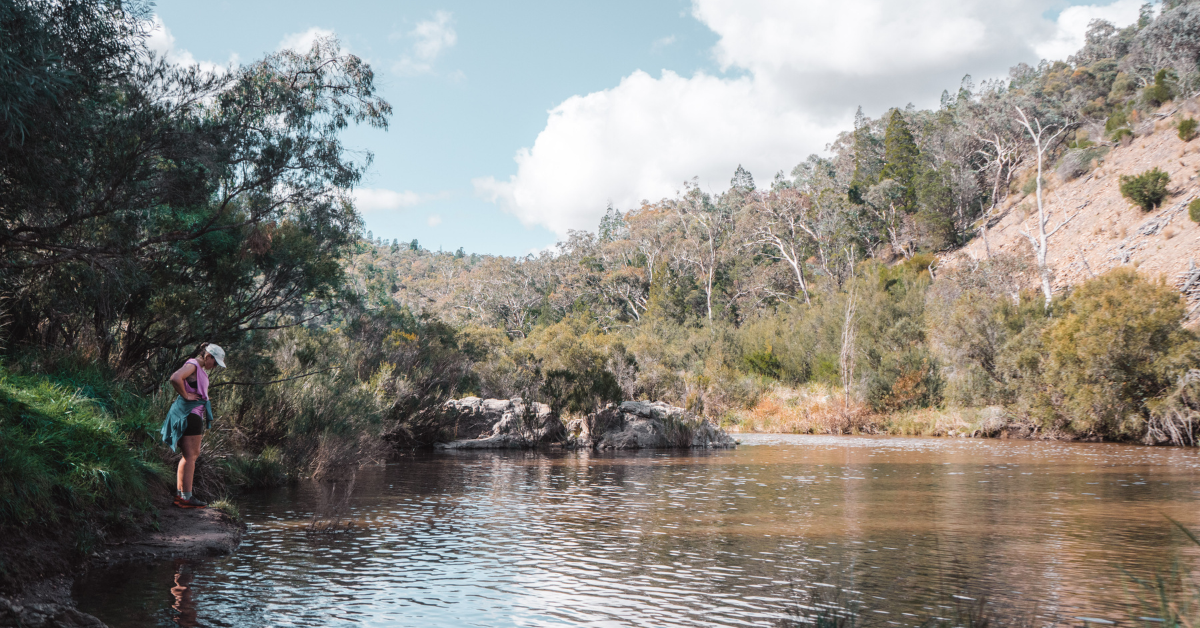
[0,495,244,628]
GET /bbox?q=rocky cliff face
[391,397,735,451]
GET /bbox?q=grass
[0,360,168,532]
[208,498,241,522]
[727,384,874,434]
[726,384,1020,438]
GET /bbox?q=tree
[670,181,734,324]
[730,165,756,191]
[745,188,817,303]
[1014,106,1075,309]
[879,109,921,213]
[0,12,392,375]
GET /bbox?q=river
[75,435,1200,627]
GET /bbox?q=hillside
[951,97,1200,320]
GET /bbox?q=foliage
[1035,270,1198,437]
[0,359,167,555]
[934,267,1199,439]
[0,7,391,378]
[1119,167,1171,211]
[1179,117,1198,141]
[1190,198,1200,223]
[1144,68,1175,107]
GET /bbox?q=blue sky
[152,0,1145,256]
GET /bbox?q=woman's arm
[170,362,199,401]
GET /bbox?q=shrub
[1144,69,1174,107]
[1119,167,1170,211]
[1035,269,1199,438]
[1105,110,1128,134]
[1179,117,1198,142]
[1190,198,1200,223]
[1111,127,1134,144]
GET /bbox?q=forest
[3,0,1200,567]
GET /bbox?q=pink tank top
[182,358,209,416]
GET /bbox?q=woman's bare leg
[177,435,203,494]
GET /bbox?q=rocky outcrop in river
[432,397,566,450]
[569,401,735,450]
[390,397,735,450]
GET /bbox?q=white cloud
[652,35,677,51]
[1034,0,1144,62]
[353,188,423,212]
[145,16,236,73]
[279,27,336,53]
[476,0,1143,238]
[427,214,443,227]
[395,11,457,75]
[474,69,838,236]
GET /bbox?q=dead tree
[1014,106,1076,308]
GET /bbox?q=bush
[1105,110,1128,134]
[1190,198,1200,223]
[1119,167,1170,211]
[1144,69,1175,107]
[1111,127,1134,144]
[1034,269,1199,438]
[1179,118,1198,142]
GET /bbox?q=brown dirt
[946,98,1200,321]
[0,494,243,627]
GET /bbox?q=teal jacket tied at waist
[161,396,214,452]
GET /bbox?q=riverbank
[0,361,245,626]
[725,384,1080,441]
[0,494,243,628]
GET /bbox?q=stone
[573,401,735,450]
[433,398,564,450]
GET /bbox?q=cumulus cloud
[477,0,1144,238]
[279,27,337,53]
[474,70,837,235]
[352,188,423,212]
[1035,0,1145,62]
[395,11,457,75]
[145,16,237,73]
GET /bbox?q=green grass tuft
[0,362,169,532]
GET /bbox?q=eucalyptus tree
[744,188,817,303]
[0,4,392,377]
[670,180,735,325]
[1014,106,1074,308]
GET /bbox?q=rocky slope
[949,98,1200,320]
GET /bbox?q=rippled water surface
[76,435,1200,627]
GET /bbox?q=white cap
[206,344,227,368]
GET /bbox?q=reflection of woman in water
[170,560,199,626]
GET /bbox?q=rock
[0,597,106,627]
[574,401,735,450]
[394,397,733,451]
[432,398,564,450]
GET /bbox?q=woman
[163,343,227,509]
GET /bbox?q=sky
[151,0,1148,256]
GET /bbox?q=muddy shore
[0,496,244,628]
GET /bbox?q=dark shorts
[182,412,205,437]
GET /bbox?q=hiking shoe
[173,495,207,509]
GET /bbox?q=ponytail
[196,342,210,358]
